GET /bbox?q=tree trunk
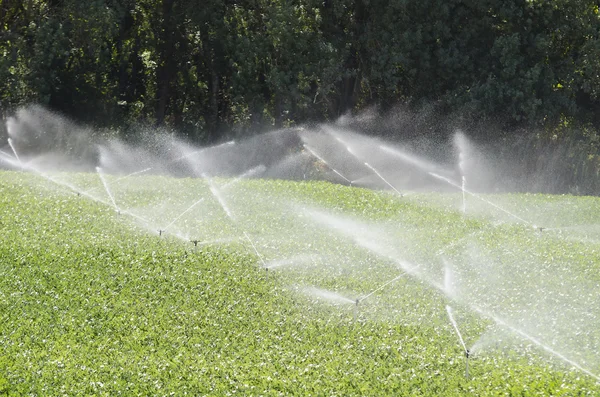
[155,0,175,126]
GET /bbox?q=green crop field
[1,169,600,396]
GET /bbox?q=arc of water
[302,286,356,305]
[446,305,468,353]
[203,174,234,220]
[472,305,600,382]
[171,140,236,163]
[303,144,352,184]
[359,273,407,303]
[162,197,206,232]
[96,140,236,189]
[309,208,599,382]
[378,144,444,174]
[328,133,403,195]
[7,138,21,165]
[461,176,467,214]
[1,152,160,232]
[428,172,533,227]
[221,164,267,190]
[243,231,268,269]
[363,162,403,196]
[96,167,120,213]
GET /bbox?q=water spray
[446,305,470,380]
[96,167,120,214]
[301,286,357,319]
[7,138,21,165]
[359,273,407,303]
[242,231,268,279]
[171,140,236,164]
[329,134,403,195]
[471,305,600,382]
[461,176,467,214]
[203,174,234,220]
[303,144,352,184]
[363,162,403,196]
[162,197,206,232]
[428,172,533,226]
[221,164,267,190]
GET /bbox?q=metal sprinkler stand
[465,349,470,380]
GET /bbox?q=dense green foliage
[1,1,600,138]
[1,170,600,395]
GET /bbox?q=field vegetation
[1,170,600,395]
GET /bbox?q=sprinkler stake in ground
[446,305,471,380]
[465,349,471,380]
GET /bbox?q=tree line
[1,0,600,142]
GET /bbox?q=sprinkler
[354,299,360,321]
[465,349,470,380]
[265,266,269,281]
[446,306,470,380]
[158,229,164,237]
[538,227,545,232]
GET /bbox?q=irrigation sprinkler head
[465,349,470,359]
[158,229,164,236]
[538,227,545,232]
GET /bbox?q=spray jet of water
[471,305,600,382]
[363,162,403,196]
[171,140,236,164]
[82,167,154,196]
[162,197,206,232]
[330,134,403,195]
[0,150,161,233]
[97,140,236,185]
[303,144,352,184]
[243,231,269,279]
[302,286,356,304]
[358,273,407,303]
[7,138,22,165]
[428,172,534,227]
[221,164,267,190]
[461,176,467,214]
[378,144,444,174]
[113,167,153,183]
[446,305,470,380]
[308,208,599,381]
[263,254,317,270]
[96,167,120,214]
[203,173,234,220]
